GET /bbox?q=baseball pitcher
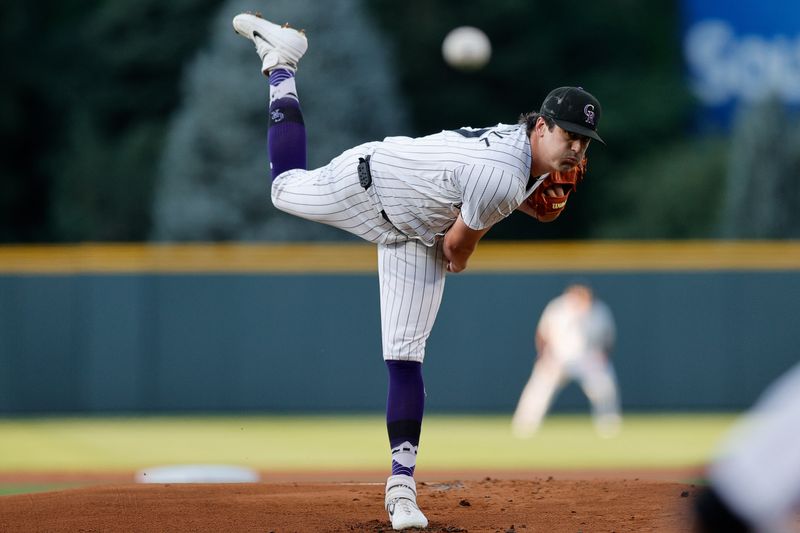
[232,11,606,530]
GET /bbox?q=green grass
[0,484,82,496]
[0,413,738,473]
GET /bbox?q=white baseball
[442,26,492,70]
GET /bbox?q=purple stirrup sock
[386,360,424,477]
[267,69,307,179]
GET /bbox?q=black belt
[358,156,390,223]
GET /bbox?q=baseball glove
[525,158,587,222]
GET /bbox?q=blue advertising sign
[682,0,800,127]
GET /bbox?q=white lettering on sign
[684,20,800,105]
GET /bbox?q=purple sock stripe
[386,361,424,448]
[268,97,306,179]
[391,460,415,477]
[386,361,424,422]
[269,68,294,86]
[387,421,422,449]
[386,360,424,478]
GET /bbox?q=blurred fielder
[512,283,621,438]
[694,361,800,533]
[233,11,605,530]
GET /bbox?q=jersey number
[453,127,507,147]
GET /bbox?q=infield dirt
[0,475,700,532]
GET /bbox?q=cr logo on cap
[583,104,595,126]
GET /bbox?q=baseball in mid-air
[442,26,492,71]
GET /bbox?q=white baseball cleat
[232,12,308,75]
[385,474,428,530]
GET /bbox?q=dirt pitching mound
[0,478,699,532]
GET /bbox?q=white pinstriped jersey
[270,123,540,361]
[368,123,542,245]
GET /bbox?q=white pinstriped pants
[272,144,447,362]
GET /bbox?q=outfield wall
[1,242,798,413]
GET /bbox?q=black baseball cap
[539,86,605,145]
